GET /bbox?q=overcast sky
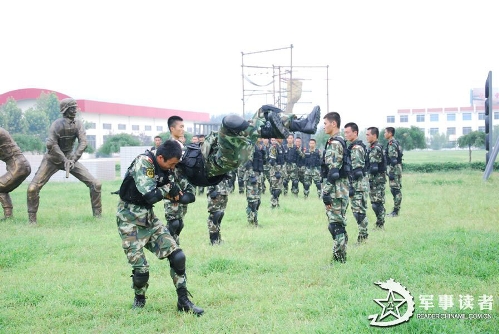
[2,0,498,129]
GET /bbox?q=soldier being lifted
[27,98,102,224]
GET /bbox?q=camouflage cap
[60,98,78,114]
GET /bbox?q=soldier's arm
[133,156,172,205]
[351,145,364,180]
[175,168,196,204]
[324,141,343,182]
[45,120,67,163]
[73,120,88,162]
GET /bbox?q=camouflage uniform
[386,138,403,215]
[296,146,306,196]
[226,169,236,193]
[0,127,31,219]
[206,178,230,244]
[236,164,246,194]
[262,141,271,194]
[348,139,369,242]
[284,143,299,195]
[268,140,285,208]
[164,168,195,245]
[304,147,322,198]
[27,98,101,224]
[116,148,202,314]
[367,141,386,228]
[322,135,349,263]
[245,144,265,226]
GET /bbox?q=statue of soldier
[0,127,31,219]
[27,98,102,224]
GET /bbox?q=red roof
[0,88,211,122]
[427,108,443,113]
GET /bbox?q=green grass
[402,149,486,164]
[0,168,498,333]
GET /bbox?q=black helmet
[60,98,78,114]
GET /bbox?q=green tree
[430,133,448,150]
[457,131,485,163]
[35,92,61,125]
[394,126,426,151]
[0,97,27,134]
[97,133,141,156]
[24,108,50,140]
[12,133,45,153]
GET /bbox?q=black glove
[389,173,395,181]
[349,186,355,197]
[352,167,363,180]
[322,193,333,206]
[369,163,379,174]
[168,183,181,198]
[179,192,195,204]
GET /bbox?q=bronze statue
[27,98,101,224]
[0,127,31,219]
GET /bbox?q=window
[132,125,139,131]
[462,113,472,121]
[145,125,152,131]
[86,122,96,129]
[416,114,425,122]
[430,114,439,122]
[103,123,112,130]
[462,127,472,135]
[447,127,456,135]
[387,116,395,123]
[447,114,456,121]
[495,112,499,120]
[429,128,439,135]
[87,135,96,150]
[118,124,126,130]
[400,115,408,123]
[478,113,485,120]
[478,126,485,132]
[156,126,163,132]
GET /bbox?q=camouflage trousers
[262,167,270,193]
[246,172,262,224]
[164,200,188,221]
[387,164,402,211]
[369,174,386,226]
[304,167,321,198]
[207,193,228,235]
[284,163,297,195]
[116,213,185,296]
[204,112,296,178]
[350,190,369,238]
[323,178,349,263]
[269,165,284,208]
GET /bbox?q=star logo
[368,278,415,327]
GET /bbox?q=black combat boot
[133,294,146,308]
[289,106,321,134]
[387,209,399,217]
[222,114,249,135]
[177,288,204,316]
[357,234,368,243]
[209,232,221,245]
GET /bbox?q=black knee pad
[352,212,360,222]
[168,249,186,276]
[168,219,181,236]
[212,210,224,225]
[304,183,310,191]
[256,199,261,210]
[315,182,322,190]
[390,187,400,197]
[292,180,299,188]
[132,270,149,289]
[328,223,346,238]
[272,189,281,198]
[249,201,259,212]
[372,202,383,216]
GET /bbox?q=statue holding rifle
[27,98,102,224]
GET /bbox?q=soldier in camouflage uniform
[344,122,369,243]
[366,127,386,229]
[0,127,31,219]
[283,134,297,196]
[304,138,322,198]
[236,164,246,194]
[384,127,403,217]
[27,98,101,224]
[322,112,349,263]
[245,142,265,226]
[268,138,285,208]
[295,137,306,197]
[261,138,271,194]
[116,140,203,315]
[206,177,231,244]
[176,105,321,188]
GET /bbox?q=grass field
[402,149,486,164]
[1,153,498,333]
